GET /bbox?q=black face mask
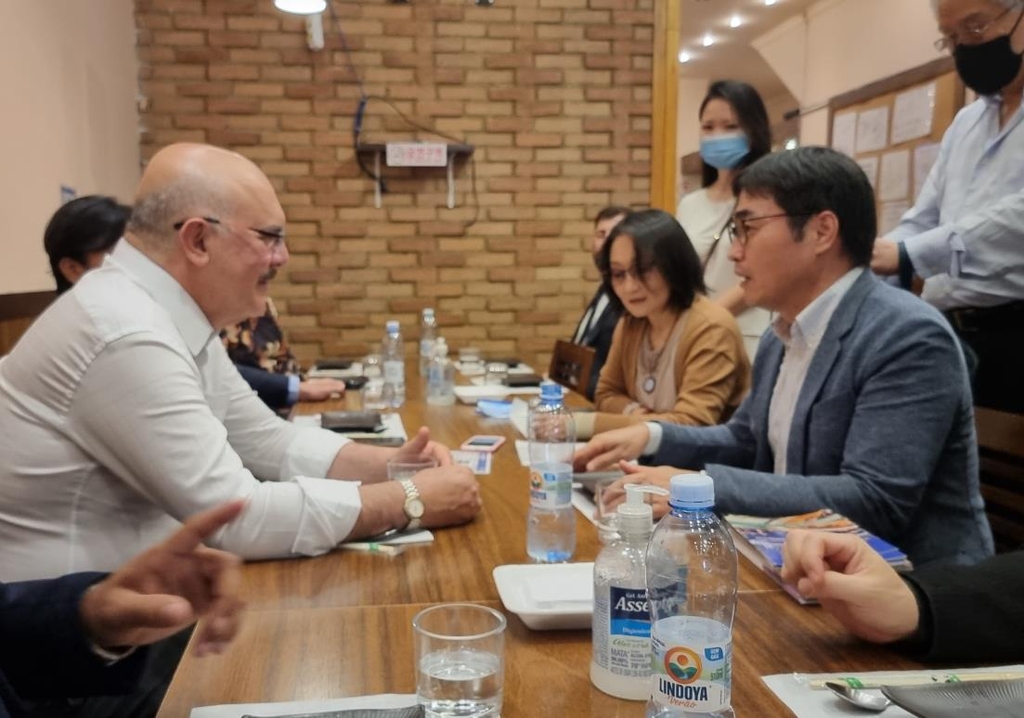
[954,7,1024,96]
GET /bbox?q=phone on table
[321,410,385,433]
[459,435,507,453]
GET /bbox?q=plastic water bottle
[381,319,405,409]
[526,381,575,563]
[592,484,669,700]
[419,308,437,377]
[426,337,455,406]
[645,473,737,718]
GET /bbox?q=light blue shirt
[888,96,1024,310]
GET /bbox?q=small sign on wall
[385,142,447,167]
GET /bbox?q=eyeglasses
[608,264,655,284]
[934,3,1019,52]
[172,216,287,251]
[727,212,815,247]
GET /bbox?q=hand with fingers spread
[600,462,684,517]
[572,424,651,473]
[78,500,247,657]
[781,529,920,644]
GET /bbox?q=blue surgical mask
[700,133,750,170]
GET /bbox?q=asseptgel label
[529,467,571,509]
[649,619,731,712]
[605,586,650,677]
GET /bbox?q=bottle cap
[669,472,715,510]
[422,308,434,318]
[386,319,399,332]
[618,484,668,535]
[539,380,563,403]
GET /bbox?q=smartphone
[460,435,507,453]
[321,410,385,433]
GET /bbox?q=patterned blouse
[221,299,302,376]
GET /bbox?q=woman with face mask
[676,80,773,361]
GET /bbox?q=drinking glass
[363,378,386,410]
[483,362,509,386]
[413,604,505,718]
[386,456,439,481]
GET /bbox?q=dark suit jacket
[573,287,622,400]
[235,363,293,411]
[653,270,993,567]
[1,573,146,718]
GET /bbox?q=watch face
[407,498,425,519]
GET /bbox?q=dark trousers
[945,303,1024,415]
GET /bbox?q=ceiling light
[678,50,692,63]
[729,14,742,28]
[764,0,778,5]
[273,0,327,14]
[702,32,714,47]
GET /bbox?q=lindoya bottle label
[529,466,571,509]
[383,360,403,383]
[601,586,650,676]
[650,617,731,711]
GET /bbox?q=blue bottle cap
[669,472,715,509]
[386,319,399,332]
[539,381,562,403]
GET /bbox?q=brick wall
[135,0,654,368]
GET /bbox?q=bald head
[127,143,279,252]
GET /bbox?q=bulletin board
[827,57,966,236]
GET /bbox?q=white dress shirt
[767,268,863,474]
[573,292,610,344]
[888,96,1024,309]
[0,241,362,581]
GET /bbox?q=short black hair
[700,80,772,188]
[734,147,877,266]
[595,205,631,225]
[598,209,706,314]
[43,195,131,294]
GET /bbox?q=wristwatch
[400,479,425,531]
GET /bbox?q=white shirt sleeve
[67,333,361,559]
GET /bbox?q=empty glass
[363,378,386,410]
[387,456,439,481]
[413,604,506,718]
[483,362,509,386]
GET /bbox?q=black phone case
[321,411,384,432]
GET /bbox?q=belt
[944,301,1024,333]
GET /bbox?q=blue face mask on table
[700,133,750,170]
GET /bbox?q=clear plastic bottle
[526,381,575,563]
[381,319,405,409]
[592,484,669,700]
[645,473,737,718]
[419,308,437,377]
[426,337,455,406]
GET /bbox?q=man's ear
[177,219,212,267]
[57,257,87,286]
[808,210,842,257]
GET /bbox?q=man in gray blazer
[576,147,993,567]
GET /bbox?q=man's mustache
[259,268,277,283]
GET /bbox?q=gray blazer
[652,270,993,567]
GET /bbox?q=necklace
[640,325,671,394]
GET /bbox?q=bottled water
[646,473,737,718]
[419,307,438,377]
[526,381,575,563]
[381,319,405,409]
[426,337,455,406]
[592,484,668,700]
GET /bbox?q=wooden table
[157,372,922,716]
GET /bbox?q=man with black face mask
[872,0,1024,414]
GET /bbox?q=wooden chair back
[547,340,595,396]
[975,407,1024,552]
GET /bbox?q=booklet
[725,509,912,604]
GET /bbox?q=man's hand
[394,427,453,467]
[781,530,920,644]
[600,462,683,517]
[573,424,650,472]
[298,378,346,402]
[79,501,246,657]
[870,239,899,276]
[413,465,482,528]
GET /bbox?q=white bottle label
[649,616,731,712]
[383,360,404,384]
[597,586,650,677]
[528,464,571,509]
[420,339,435,356]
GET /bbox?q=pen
[808,669,1024,690]
[339,542,405,556]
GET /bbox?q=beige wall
[0,0,139,294]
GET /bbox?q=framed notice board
[827,57,966,236]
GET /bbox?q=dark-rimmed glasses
[171,216,286,251]
[726,213,815,247]
[934,3,1020,52]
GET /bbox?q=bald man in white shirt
[0,143,481,581]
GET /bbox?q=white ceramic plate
[492,562,594,631]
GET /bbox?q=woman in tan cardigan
[578,209,751,438]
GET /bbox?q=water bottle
[419,308,437,377]
[592,484,669,700]
[426,337,455,406]
[646,473,737,718]
[526,381,575,563]
[381,319,405,409]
